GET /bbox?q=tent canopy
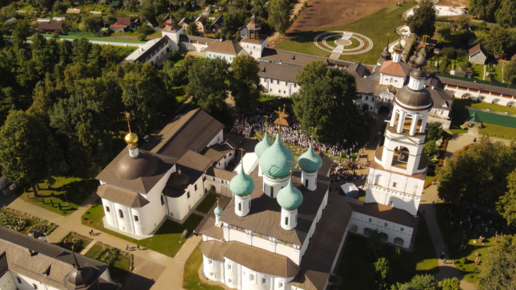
[341,182,359,197]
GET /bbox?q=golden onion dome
[124,132,138,147]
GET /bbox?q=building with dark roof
[38,21,63,32]
[0,226,116,290]
[469,43,487,65]
[96,109,234,238]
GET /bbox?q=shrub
[460,257,467,264]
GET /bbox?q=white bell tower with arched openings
[365,66,433,216]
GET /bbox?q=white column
[390,109,397,127]
[409,114,419,136]
[419,115,428,133]
[396,111,405,133]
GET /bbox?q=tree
[475,26,516,56]
[49,94,116,177]
[373,257,390,290]
[454,15,470,30]
[222,9,247,37]
[437,137,516,206]
[229,55,261,114]
[468,0,499,22]
[137,24,154,41]
[478,235,516,290]
[13,19,30,50]
[268,0,292,35]
[366,229,385,259]
[0,111,63,197]
[441,278,461,290]
[185,58,230,112]
[120,62,168,135]
[406,0,436,38]
[497,169,516,225]
[71,38,93,64]
[187,22,199,36]
[427,122,444,141]
[292,61,358,143]
[390,274,439,290]
[495,0,516,28]
[503,60,516,85]
[436,25,452,42]
[440,47,457,59]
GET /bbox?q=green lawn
[435,203,511,284]
[275,3,416,65]
[59,232,93,253]
[18,177,98,216]
[471,64,485,80]
[449,98,516,135]
[335,217,438,289]
[183,245,225,290]
[84,242,132,284]
[110,254,131,284]
[0,208,58,235]
[195,194,218,214]
[479,123,516,140]
[82,200,203,257]
[84,243,105,259]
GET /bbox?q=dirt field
[287,0,400,34]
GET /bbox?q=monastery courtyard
[0,108,496,290]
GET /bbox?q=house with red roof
[469,44,487,65]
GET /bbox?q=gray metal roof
[0,226,110,290]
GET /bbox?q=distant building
[469,44,487,65]
[0,226,116,290]
[194,16,207,34]
[178,17,193,31]
[38,21,63,32]
[208,15,223,33]
[110,17,131,33]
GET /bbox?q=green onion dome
[229,165,255,196]
[298,144,322,173]
[277,177,303,211]
[214,204,223,217]
[259,134,296,179]
[255,132,273,158]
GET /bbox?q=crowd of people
[230,106,369,161]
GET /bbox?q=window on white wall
[250,274,254,281]
[384,223,388,226]
[228,264,232,270]
[369,218,372,222]
[262,278,266,284]
[17,277,21,284]
[208,259,212,264]
[279,283,284,288]
[393,182,397,188]
[134,215,139,222]
[118,210,124,219]
[106,206,110,212]
[161,195,165,206]
[33,284,38,289]
[401,227,404,231]
[194,184,198,191]
[187,192,190,199]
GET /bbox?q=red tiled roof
[469,44,482,56]
[115,17,131,26]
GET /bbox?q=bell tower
[365,58,432,216]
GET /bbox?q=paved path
[2,191,199,290]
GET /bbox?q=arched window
[392,146,410,169]
[285,216,289,226]
[238,202,242,212]
[118,210,124,219]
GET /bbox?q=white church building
[195,65,431,288]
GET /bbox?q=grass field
[84,242,132,284]
[275,3,416,65]
[449,98,516,135]
[195,194,218,214]
[82,200,203,257]
[18,177,98,216]
[183,246,225,290]
[335,217,438,289]
[479,123,516,140]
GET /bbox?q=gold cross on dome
[287,160,297,175]
[238,148,245,160]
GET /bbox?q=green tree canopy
[292,60,358,143]
[406,0,436,38]
[390,274,439,290]
[468,0,499,22]
[496,169,516,225]
[475,26,516,56]
[437,137,516,206]
[229,55,261,114]
[441,278,461,290]
[495,0,516,27]
[0,110,64,196]
[503,60,516,85]
[187,22,199,36]
[373,257,391,290]
[478,235,516,289]
[185,58,229,112]
[120,62,168,135]
[268,0,292,35]
[13,19,29,50]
